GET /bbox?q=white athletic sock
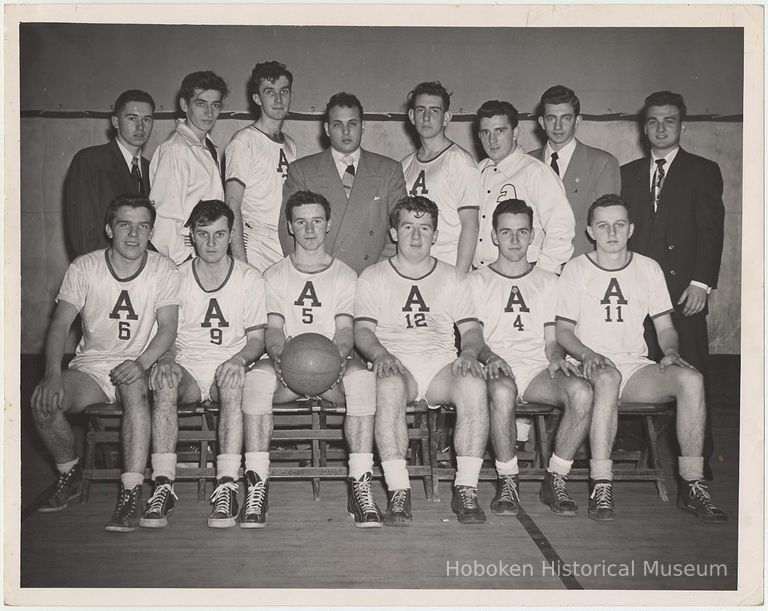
[455,456,483,488]
[381,459,410,491]
[245,451,270,481]
[56,457,79,474]
[495,457,519,477]
[120,472,144,490]
[678,456,704,481]
[348,452,374,480]
[216,454,241,482]
[151,452,177,481]
[516,417,533,442]
[547,454,573,477]
[589,458,613,481]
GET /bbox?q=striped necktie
[342,155,355,197]
[652,159,666,212]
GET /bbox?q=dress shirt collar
[649,146,680,181]
[545,138,577,175]
[115,137,139,172]
[331,147,361,179]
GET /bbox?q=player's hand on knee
[109,359,145,386]
[32,374,64,417]
[216,356,247,389]
[486,356,514,380]
[548,358,580,378]
[658,351,695,372]
[149,360,181,391]
[452,354,485,378]
[373,352,405,377]
[580,350,614,380]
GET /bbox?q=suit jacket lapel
[320,149,349,253]
[562,140,585,191]
[656,147,687,215]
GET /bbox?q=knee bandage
[343,369,377,416]
[242,368,276,415]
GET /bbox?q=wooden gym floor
[17,355,740,591]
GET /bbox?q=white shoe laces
[390,489,409,513]
[590,482,614,510]
[458,486,480,509]
[210,481,238,515]
[550,473,572,503]
[352,474,378,514]
[244,480,267,516]
[499,476,519,502]
[146,482,177,514]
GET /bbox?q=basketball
[279,333,344,396]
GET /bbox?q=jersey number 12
[405,313,427,328]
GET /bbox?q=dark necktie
[652,159,666,212]
[342,155,355,197]
[205,138,219,167]
[131,156,145,196]
[550,151,560,177]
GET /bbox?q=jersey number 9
[210,328,223,345]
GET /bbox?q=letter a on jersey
[599,278,628,305]
[108,290,139,320]
[504,286,530,313]
[402,285,430,312]
[277,149,290,177]
[410,169,428,195]
[294,281,321,307]
[201,298,230,328]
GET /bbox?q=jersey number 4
[512,314,525,331]
[405,313,427,329]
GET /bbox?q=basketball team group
[30,60,727,532]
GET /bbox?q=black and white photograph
[5,3,763,607]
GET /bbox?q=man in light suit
[279,92,407,274]
[621,91,725,473]
[529,85,621,256]
[63,89,155,259]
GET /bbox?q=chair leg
[416,412,434,501]
[80,426,97,503]
[428,409,441,502]
[644,414,669,502]
[311,410,321,501]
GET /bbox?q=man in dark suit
[279,92,407,274]
[621,91,725,467]
[529,85,621,256]
[63,90,155,258]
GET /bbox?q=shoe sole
[491,506,520,516]
[677,503,728,524]
[348,512,383,528]
[455,513,487,524]
[208,518,237,528]
[139,517,168,528]
[540,496,578,517]
[104,524,137,533]
[587,511,616,523]
[37,490,81,513]
[238,521,267,529]
[383,518,412,527]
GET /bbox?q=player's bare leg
[523,370,593,516]
[485,375,521,515]
[427,365,489,524]
[621,364,725,523]
[32,370,106,512]
[376,370,417,526]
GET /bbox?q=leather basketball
[279,333,343,396]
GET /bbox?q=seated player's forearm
[234,337,266,366]
[477,344,500,366]
[459,327,484,359]
[544,339,567,363]
[354,328,389,362]
[556,326,592,362]
[456,221,479,274]
[136,327,177,372]
[657,326,680,356]
[43,324,69,376]
[265,327,286,359]
[332,328,355,360]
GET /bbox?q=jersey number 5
[302,307,314,324]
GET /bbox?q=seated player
[31,194,180,532]
[355,195,488,526]
[555,194,727,523]
[245,190,381,528]
[144,200,266,529]
[468,199,593,517]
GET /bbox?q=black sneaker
[490,474,520,515]
[104,483,143,532]
[139,477,177,528]
[539,471,578,516]
[208,477,239,528]
[677,479,728,524]
[451,485,486,524]
[383,489,412,526]
[347,472,382,528]
[38,462,83,513]
[588,480,615,522]
[238,471,269,529]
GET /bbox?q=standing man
[225,61,297,272]
[31,194,180,532]
[63,89,155,258]
[620,91,725,468]
[150,71,229,264]
[355,196,488,526]
[401,81,480,272]
[142,200,266,530]
[474,100,575,273]
[279,92,407,274]
[529,85,621,256]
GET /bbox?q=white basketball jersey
[556,253,674,359]
[57,250,180,363]
[264,256,357,340]
[401,143,481,266]
[175,257,267,367]
[468,264,556,367]
[355,258,477,360]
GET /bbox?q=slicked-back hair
[285,190,332,222]
[324,92,363,122]
[407,81,451,111]
[476,100,519,130]
[185,199,234,231]
[492,199,533,231]
[113,89,156,115]
[179,71,229,103]
[587,193,631,225]
[104,193,156,228]
[642,90,687,122]
[388,195,439,231]
[539,85,580,117]
[248,61,294,98]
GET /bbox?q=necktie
[131,156,145,196]
[205,138,219,167]
[550,151,560,177]
[652,159,666,212]
[342,155,355,197]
